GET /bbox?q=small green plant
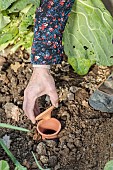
[0,140,51,170]
[0,139,27,170]
[104,160,113,170]
[0,123,51,169]
[0,123,30,132]
[0,123,30,169]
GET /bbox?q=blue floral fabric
[31,0,75,65]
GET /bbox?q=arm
[23,0,75,123]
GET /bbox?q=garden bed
[0,50,113,170]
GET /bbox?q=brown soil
[0,50,113,170]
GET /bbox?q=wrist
[33,67,51,75]
[33,64,50,69]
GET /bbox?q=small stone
[11,62,21,73]
[4,103,20,121]
[23,159,30,169]
[48,156,58,167]
[74,139,82,147]
[63,144,67,149]
[60,148,70,155]
[61,111,70,120]
[2,135,12,149]
[81,121,86,128]
[0,74,9,84]
[67,93,74,101]
[55,163,60,170]
[45,95,50,103]
[67,143,75,149]
[40,155,48,164]
[70,86,79,93]
[68,138,74,143]
[68,134,75,139]
[36,142,47,155]
[45,140,57,148]
[23,53,29,60]
[82,100,89,108]
[0,56,6,68]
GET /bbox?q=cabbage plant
[63,0,113,75]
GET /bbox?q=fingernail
[32,120,36,124]
[55,103,58,108]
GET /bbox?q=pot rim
[37,118,61,137]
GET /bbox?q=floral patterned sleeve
[31,0,75,65]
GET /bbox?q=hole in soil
[110,56,113,58]
[73,46,75,48]
[43,129,56,135]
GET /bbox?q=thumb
[49,90,59,108]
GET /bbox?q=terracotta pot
[36,106,61,140]
[37,118,61,139]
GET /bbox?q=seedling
[0,123,51,169]
[0,138,27,170]
[32,152,51,170]
[0,123,30,132]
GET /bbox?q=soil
[1,49,113,170]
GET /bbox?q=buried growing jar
[35,106,61,140]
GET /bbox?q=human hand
[23,67,58,124]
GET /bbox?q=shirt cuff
[32,65,50,69]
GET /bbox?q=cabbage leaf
[63,0,113,75]
[0,13,11,30]
[8,0,40,13]
[0,0,16,11]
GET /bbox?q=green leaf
[0,160,9,170]
[68,56,95,75]
[0,34,18,51]
[11,39,25,53]
[23,32,33,49]
[104,160,113,170]
[0,41,11,51]
[14,167,27,170]
[19,5,36,33]
[21,4,33,14]
[0,0,16,11]
[0,13,11,30]
[63,0,113,75]
[0,123,30,132]
[0,33,13,45]
[0,21,19,45]
[9,0,40,13]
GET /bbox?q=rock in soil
[36,142,47,155]
[40,155,49,164]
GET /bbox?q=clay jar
[36,106,61,140]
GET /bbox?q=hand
[23,67,58,124]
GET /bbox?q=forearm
[31,0,75,66]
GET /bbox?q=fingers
[48,88,59,108]
[23,91,36,124]
[23,68,59,124]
